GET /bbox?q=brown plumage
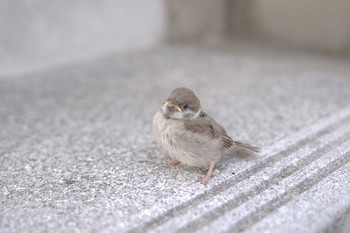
[153,87,260,184]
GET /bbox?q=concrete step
[1,45,350,233]
[129,107,350,233]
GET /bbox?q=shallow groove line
[227,150,350,233]
[127,106,350,233]
[147,119,350,232]
[175,130,350,233]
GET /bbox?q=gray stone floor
[1,44,350,232]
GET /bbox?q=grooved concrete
[151,121,350,233]
[1,45,350,233]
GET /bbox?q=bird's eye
[183,104,189,109]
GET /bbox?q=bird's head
[161,87,202,120]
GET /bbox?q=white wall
[0,0,165,76]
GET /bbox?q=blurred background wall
[168,0,350,54]
[228,0,350,54]
[0,0,165,76]
[1,0,350,76]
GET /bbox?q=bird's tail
[232,141,261,153]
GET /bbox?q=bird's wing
[184,111,233,149]
[183,114,216,138]
[184,112,260,152]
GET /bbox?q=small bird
[153,87,260,184]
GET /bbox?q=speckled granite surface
[1,45,350,232]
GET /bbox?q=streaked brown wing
[184,111,233,149]
[183,116,216,139]
[218,126,234,149]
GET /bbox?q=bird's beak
[165,101,182,112]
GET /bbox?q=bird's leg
[200,161,216,185]
[169,159,181,166]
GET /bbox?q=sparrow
[152,87,260,184]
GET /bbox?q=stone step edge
[199,140,350,233]
[127,106,350,233]
[150,122,350,233]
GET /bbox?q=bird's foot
[169,160,181,166]
[199,161,216,185]
[199,176,210,185]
